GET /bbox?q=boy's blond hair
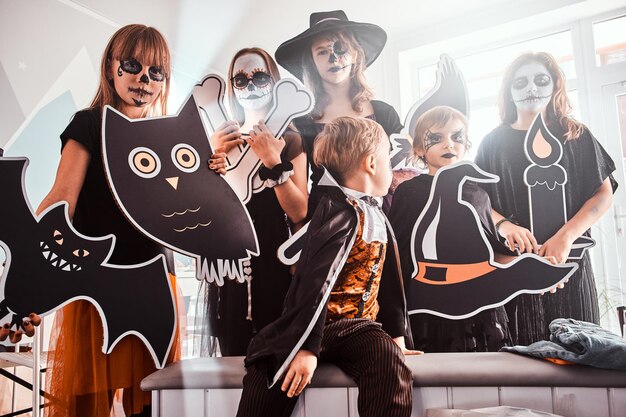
[313,116,385,184]
[412,106,470,162]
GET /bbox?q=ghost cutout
[0,156,175,368]
[408,161,578,319]
[193,74,314,203]
[102,95,259,285]
[391,54,469,169]
[523,113,595,259]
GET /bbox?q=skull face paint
[232,53,273,111]
[111,58,163,110]
[118,59,165,82]
[311,36,354,85]
[510,61,554,113]
[421,119,468,175]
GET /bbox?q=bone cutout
[390,54,469,169]
[193,75,314,204]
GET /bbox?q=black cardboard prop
[102,95,259,285]
[523,113,595,259]
[0,157,175,368]
[409,161,578,319]
[391,54,469,169]
[193,75,314,204]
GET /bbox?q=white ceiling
[69,0,611,75]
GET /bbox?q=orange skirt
[45,274,183,417]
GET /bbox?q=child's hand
[281,349,317,398]
[538,230,574,264]
[393,336,424,355]
[212,120,245,152]
[0,313,42,342]
[208,151,228,175]
[498,222,538,254]
[246,121,284,168]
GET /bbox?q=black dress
[475,123,618,345]
[388,174,512,352]
[294,100,403,216]
[61,108,175,269]
[211,130,304,356]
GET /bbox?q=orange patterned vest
[326,202,387,322]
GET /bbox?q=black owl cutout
[102,95,259,285]
[0,157,176,368]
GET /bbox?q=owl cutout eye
[53,230,64,245]
[129,147,161,178]
[171,144,200,173]
[72,248,90,258]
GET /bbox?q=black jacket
[244,172,411,387]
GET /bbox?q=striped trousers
[237,318,413,417]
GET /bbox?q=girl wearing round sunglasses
[208,47,308,356]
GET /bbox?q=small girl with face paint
[37,24,180,417]
[388,105,526,352]
[208,48,308,356]
[275,10,403,216]
[475,52,618,345]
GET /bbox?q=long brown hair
[227,48,281,125]
[499,51,583,140]
[302,29,374,120]
[91,24,171,117]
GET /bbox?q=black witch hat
[275,10,387,80]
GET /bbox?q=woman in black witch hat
[275,10,403,215]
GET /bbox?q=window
[411,31,578,151]
[593,15,626,66]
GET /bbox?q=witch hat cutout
[408,161,578,319]
[523,113,594,259]
[391,54,469,169]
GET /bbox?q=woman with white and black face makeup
[208,48,308,356]
[275,10,403,216]
[475,52,618,345]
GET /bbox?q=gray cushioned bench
[141,353,626,417]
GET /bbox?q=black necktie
[360,196,379,207]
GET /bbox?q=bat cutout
[523,113,594,259]
[0,157,175,368]
[408,161,578,319]
[102,95,259,285]
[194,75,314,203]
[390,54,469,169]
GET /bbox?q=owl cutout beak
[166,177,179,190]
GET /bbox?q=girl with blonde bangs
[38,24,181,417]
[91,24,171,117]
